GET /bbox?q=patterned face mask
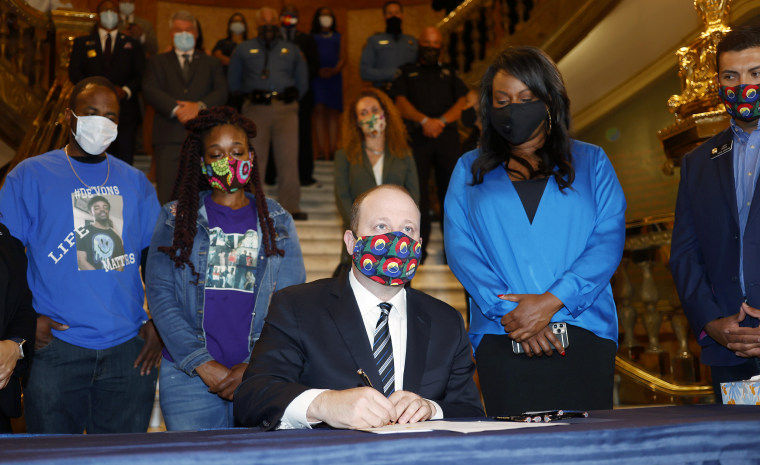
[201,154,252,193]
[719,84,760,122]
[351,231,422,286]
[358,112,386,138]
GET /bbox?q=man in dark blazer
[670,25,760,398]
[0,223,36,433]
[234,185,483,430]
[68,0,145,165]
[143,10,228,204]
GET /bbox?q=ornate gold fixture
[658,0,732,174]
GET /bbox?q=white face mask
[119,2,135,15]
[100,10,119,30]
[229,21,245,35]
[71,113,118,155]
[319,15,333,29]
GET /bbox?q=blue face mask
[173,31,195,52]
[100,10,118,30]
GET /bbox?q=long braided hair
[159,106,283,280]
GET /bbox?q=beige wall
[152,2,443,112]
[575,70,682,222]
[344,5,442,107]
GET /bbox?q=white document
[360,420,568,434]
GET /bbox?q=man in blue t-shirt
[0,76,163,434]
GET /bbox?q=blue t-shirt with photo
[0,149,160,350]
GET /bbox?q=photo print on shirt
[72,191,133,272]
[206,227,259,292]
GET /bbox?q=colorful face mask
[352,231,421,286]
[719,84,760,122]
[359,113,386,138]
[201,154,252,193]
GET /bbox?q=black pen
[357,369,374,388]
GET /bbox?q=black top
[390,62,468,122]
[512,177,549,224]
[0,222,36,420]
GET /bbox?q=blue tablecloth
[2,405,759,464]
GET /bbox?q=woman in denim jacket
[146,107,305,430]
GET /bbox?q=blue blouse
[444,141,626,351]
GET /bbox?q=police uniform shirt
[227,36,308,96]
[359,32,418,85]
[390,62,469,120]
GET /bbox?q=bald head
[419,27,442,49]
[258,7,279,26]
[348,185,420,238]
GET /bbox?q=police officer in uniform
[228,6,309,220]
[359,1,417,92]
[391,26,468,263]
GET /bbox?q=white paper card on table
[360,420,568,434]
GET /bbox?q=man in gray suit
[143,10,228,204]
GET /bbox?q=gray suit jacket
[143,51,228,146]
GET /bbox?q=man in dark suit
[670,25,760,399]
[234,184,483,429]
[143,10,228,204]
[0,224,35,433]
[69,0,145,165]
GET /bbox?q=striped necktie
[373,302,395,397]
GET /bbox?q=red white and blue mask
[719,84,760,122]
[201,154,252,193]
[351,231,422,286]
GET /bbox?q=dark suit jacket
[670,127,760,366]
[142,51,228,146]
[68,31,145,122]
[0,223,35,419]
[233,273,484,429]
[333,148,420,228]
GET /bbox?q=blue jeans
[24,336,157,434]
[159,361,235,431]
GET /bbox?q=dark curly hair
[159,106,283,280]
[474,46,574,190]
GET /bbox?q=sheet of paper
[360,420,568,434]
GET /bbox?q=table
[2,405,759,464]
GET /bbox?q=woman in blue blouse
[146,107,305,430]
[444,47,626,415]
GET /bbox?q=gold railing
[0,0,54,149]
[1,7,95,182]
[437,0,622,85]
[614,216,714,404]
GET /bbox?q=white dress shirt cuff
[121,86,132,100]
[171,105,179,117]
[428,399,443,420]
[278,388,328,430]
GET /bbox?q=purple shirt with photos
[201,195,259,368]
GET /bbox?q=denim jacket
[146,191,306,376]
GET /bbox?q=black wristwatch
[9,337,26,359]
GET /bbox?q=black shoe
[291,211,309,221]
[301,177,320,187]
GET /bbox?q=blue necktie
[374,302,395,397]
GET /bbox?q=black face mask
[489,100,547,146]
[418,46,440,66]
[258,25,279,46]
[385,16,402,36]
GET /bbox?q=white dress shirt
[279,269,442,429]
